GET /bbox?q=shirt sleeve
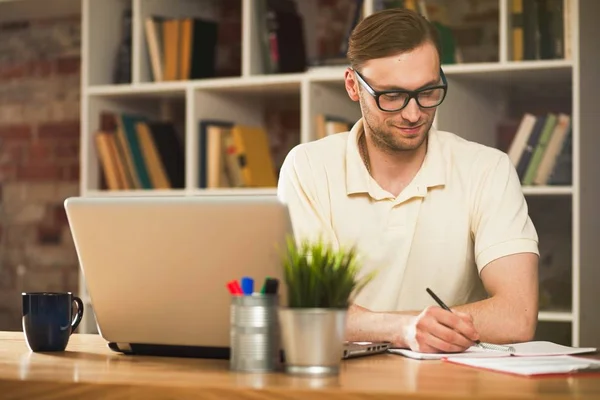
[277,146,337,246]
[471,152,540,272]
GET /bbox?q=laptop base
[108,342,230,359]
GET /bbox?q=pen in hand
[425,287,480,346]
[425,288,515,353]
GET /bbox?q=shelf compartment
[84,94,187,193]
[538,310,573,322]
[84,0,132,86]
[534,320,572,346]
[191,83,301,191]
[529,196,573,315]
[522,186,572,196]
[136,0,242,84]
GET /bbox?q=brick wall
[0,15,81,331]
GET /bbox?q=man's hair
[347,8,442,71]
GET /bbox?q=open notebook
[444,355,600,377]
[388,341,597,360]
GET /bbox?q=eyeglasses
[353,68,448,112]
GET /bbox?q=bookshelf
[70,0,600,346]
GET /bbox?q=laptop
[64,195,389,360]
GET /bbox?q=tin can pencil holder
[230,294,281,372]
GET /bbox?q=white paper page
[388,341,597,360]
[388,346,509,360]
[446,355,600,376]
[508,341,597,356]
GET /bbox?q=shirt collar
[345,118,446,199]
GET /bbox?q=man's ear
[344,68,360,102]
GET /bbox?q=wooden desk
[1,332,599,399]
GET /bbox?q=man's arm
[453,252,539,344]
[345,251,539,350]
[345,303,479,352]
[346,152,539,352]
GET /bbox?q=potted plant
[278,236,376,376]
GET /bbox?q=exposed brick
[56,183,79,200]
[5,225,30,247]
[0,258,14,290]
[0,308,20,332]
[27,141,54,162]
[54,204,69,227]
[0,14,82,331]
[0,165,17,180]
[1,141,26,165]
[30,60,54,78]
[4,182,57,204]
[37,224,62,245]
[56,56,80,75]
[63,267,80,294]
[0,63,27,80]
[62,165,79,181]
[0,20,30,32]
[17,164,61,181]
[55,140,79,158]
[24,244,79,269]
[0,124,31,139]
[38,120,79,139]
[10,204,46,225]
[21,267,66,293]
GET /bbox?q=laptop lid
[64,195,292,353]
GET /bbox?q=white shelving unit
[74,0,600,348]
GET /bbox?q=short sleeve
[471,152,539,272]
[277,146,336,246]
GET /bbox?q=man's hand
[345,304,480,353]
[402,306,480,353]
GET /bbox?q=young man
[277,8,539,353]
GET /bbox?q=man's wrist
[346,304,418,348]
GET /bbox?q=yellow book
[95,132,123,190]
[135,122,171,189]
[231,125,277,187]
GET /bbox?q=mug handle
[70,296,84,334]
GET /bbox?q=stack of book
[144,16,218,81]
[197,120,278,189]
[505,112,572,186]
[94,112,185,190]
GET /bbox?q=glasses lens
[417,88,445,107]
[378,93,409,111]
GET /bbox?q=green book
[522,113,557,185]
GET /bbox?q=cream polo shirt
[277,118,539,312]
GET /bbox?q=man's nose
[400,98,420,123]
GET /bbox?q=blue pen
[240,276,254,296]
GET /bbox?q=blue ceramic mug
[22,292,84,352]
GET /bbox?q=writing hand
[403,306,479,353]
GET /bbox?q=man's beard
[362,102,432,153]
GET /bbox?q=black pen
[425,288,515,353]
[426,287,481,345]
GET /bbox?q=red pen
[227,280,243,296]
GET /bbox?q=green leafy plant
[281,236,376,308]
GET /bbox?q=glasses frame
[352,68,448,112]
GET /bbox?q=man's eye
[382,93,404,100]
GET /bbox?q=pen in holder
[229,293,281,373]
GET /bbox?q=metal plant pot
[278,307,347,376]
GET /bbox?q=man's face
[352,42,441,153]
